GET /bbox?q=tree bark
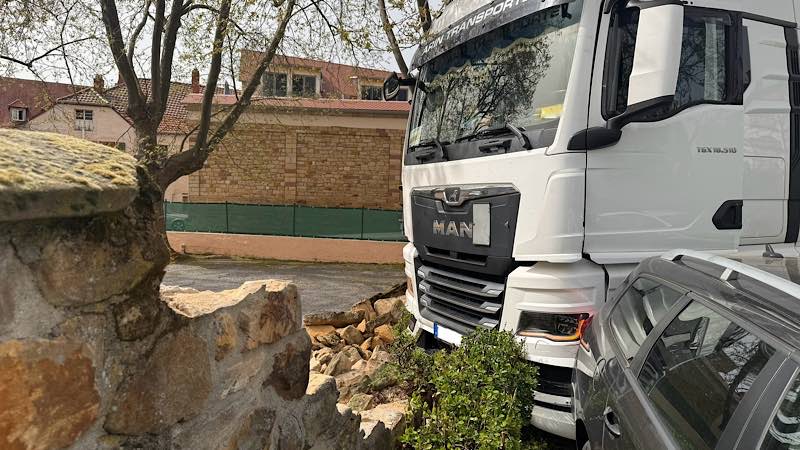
[377,0,409,77]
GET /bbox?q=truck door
[583,4,745,259]
[741,20,794,244]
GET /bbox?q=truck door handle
[604,407,622,438]
[478,139,511,153]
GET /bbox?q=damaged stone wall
[0,130,371,450]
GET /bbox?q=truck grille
[416,265,505,335]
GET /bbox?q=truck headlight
[516,312,590,342]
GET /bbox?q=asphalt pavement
[163,256,406,315]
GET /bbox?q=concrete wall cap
[0,129,138,222]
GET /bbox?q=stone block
[214,313,237,361]
[105,327,212,435]
[264,331,311,400]
[348,393,376,412]
[303,310,364,328]
[0,339,99,450]
[324,346,362,376]
[338,325,364,345]
[0,129,138,222]
[374,324,395,344]
[350,299,377,322]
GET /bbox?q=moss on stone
[0,129,139,222]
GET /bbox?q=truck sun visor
[411,0,576,69]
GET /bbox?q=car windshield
[407,0,583,152]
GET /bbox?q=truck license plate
[433,323,462,345]
[472,203,490,246]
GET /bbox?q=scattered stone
[359,401,409,447]
[310,356,321,373]
[370,350,391,364]
[323,346,362,376]
[356,319,367,334]
[348,393,376,411]
[338,325,364,345]
[315,347,334,365]
[335,370,371,402]
[351,299,377,322]
[373,298,394,317]
[0,339,100,450]
[303,310,365,328]
[214,313,237,361]
[316,331,341,348]
[105,327,212,434]
[306,324,336,340]
[364,314,393,334]
[374,324,395,344]
[352,359,367,372]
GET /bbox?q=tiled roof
[0,77,83,127]
[102,80,193,133]
[182,93,410,114]
[58,87,111,106]
[240,50,395,99]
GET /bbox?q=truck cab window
[603,7,740,121]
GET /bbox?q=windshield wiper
[455,122,533,150]
[409,138,451,161]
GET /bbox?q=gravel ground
[163,256,406,315]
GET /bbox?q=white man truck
[383,0,800,440]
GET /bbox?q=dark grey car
[573,249,800,450]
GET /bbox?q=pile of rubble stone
[303,283,410,446]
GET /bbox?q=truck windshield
[407,0,583,158]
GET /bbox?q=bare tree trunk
[377,0,409,77]
[416,0,432,33]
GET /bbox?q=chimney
[191,68,200,94]
[93,74,105,92]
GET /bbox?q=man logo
[433,220,473,239]
[444,187,461,204]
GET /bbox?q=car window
[760,374,800,450]
[638,301,774,450]
[608,277,683,362]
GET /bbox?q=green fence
[164,202,406,241]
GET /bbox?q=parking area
[163,256,406,315]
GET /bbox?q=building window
[9,107,26,122]
[395,87,409,101]
[75,109,94,131]
[291,74,317,97]
[361,85,383,100]
[262,72,288,97]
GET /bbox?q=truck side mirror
[383,73,401,101]
[607,2,683,131]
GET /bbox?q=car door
[599,276,688,450]
[619,296,787,450]
[584,4,745,258]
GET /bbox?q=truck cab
[395,0,800,439]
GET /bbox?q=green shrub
[390,324,539,450]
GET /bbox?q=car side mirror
[607,2,683,131]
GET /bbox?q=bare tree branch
[128,0,152,66]
[156,0,297,189]
[100,0,146,117]
[377,0,408,77]
[0,36,94,68]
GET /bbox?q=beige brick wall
[187,123,404,210]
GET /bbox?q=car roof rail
[661,249,800,300]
